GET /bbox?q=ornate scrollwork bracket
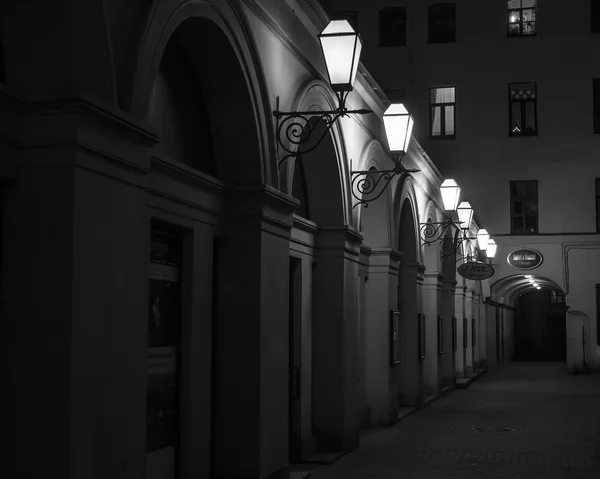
[420,218,477,259]
[351,153,420,209]
[273,95,373,180]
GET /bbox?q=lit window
[507,0,536,37]
[509,82,537,136]
[379,8,406,47]
[429,4,456,43]
[510,180,538,234]
[430,86,456,138]
[592,0,600,33]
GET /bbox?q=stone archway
[283,82,361,458]
[354,140,401,427]
[421,202,444,401]
[138,7,291,479]
[492,274,568,364]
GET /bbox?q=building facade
[323,0,600,373]
[0,1,526,479]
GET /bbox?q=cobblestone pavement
[309,362,600,478]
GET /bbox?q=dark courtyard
[295,363,600,478]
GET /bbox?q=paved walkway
[304,362,600,478]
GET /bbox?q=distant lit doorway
[515,290,567,361]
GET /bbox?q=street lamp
[273,20,372,175]
[419,180,478,258]
[477,229,490,251]
[486,239,498,260]
[351,103,419,208]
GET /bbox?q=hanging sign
[457,261,495,280]
[506,248,543,270]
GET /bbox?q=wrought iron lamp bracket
[350,153,420,209]
[419,217,478,259]
[273,94,372,176]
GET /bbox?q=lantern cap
[320,19,355,34]
[384,103,410,116]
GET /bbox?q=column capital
[229,184,299,239]
[367,248,402,276]
[315,225,364,262]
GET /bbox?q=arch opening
[148,17,261,184]
[492,274,567,363]
[397,198,422,406]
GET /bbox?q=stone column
[3,98,158,479]
[478,297,487,369]
[311,226,363,453]
[422,272,442,400]
[398,262,426,407]
[363,248,401,425]
[357,246,371,429]
[212,185,298,478]
[454,286,466,378]
[472,293,481,371]
[441,279,457,389]
[464,288,474,376]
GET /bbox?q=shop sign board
[457,261,495,280]
[506,248,543,270]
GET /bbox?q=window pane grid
[510,180,538,234]
[509,82,537,136]
[507,0,537,37]
[430,87,456,138]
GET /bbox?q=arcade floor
[296,362,600,478]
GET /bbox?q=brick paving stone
[307,362,600,479]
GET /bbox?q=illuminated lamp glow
[383,103,414,153]
[440,179,461,211]
[318,20,363,92]
[457,201,474,231]
[486,239,497,259]
[477,229,490,251]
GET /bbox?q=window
[592,0,600,32]
[330,11,358,32]
[596,178,600,232]
[509,82,537,136]
[508,0,536,37]
[429,4,456,43]
[510,180,538,234]
[430,86,456,138]
[594,79,600,133]
[379,8,406,47]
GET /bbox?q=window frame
[379,7,407,47]
[510,180,539,235]
[429,86,456,139]
[507,0,537,37]
[508,81,538,137]
[428,3,456,44]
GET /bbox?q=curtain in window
[431,87,455,136]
